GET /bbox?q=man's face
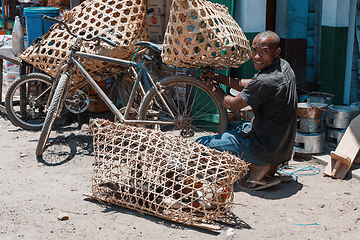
[251,36,280,71]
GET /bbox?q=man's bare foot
[266,164,281,177]
[262,163,294,182]
[245,164,271,188]
[240,164,280,189]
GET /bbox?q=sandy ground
[1,111,360,240]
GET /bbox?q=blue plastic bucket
[24,7,60,45]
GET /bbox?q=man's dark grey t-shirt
[241,57,298,165]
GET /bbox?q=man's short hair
[256,30,280,49]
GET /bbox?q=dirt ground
[1,111,360,240]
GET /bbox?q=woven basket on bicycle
[161,0,251,69]
[19,0,149,84]
[87,118,249,231]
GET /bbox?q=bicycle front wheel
[5,73,53,131]
[138,75,228,140]
[36,71,70,157]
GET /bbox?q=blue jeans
[196,121,269,165]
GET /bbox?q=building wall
[209,0,235,15]
[350,35,359,103]
[312,0,323,85]
[307,0,315,83]
[350,0,360,102]
[346,0,359,104]
[276,0,308,84]
[232,0,266,79]
[318,0,350,104]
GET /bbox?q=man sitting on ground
[197,30,298,190]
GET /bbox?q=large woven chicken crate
[88,118,249,231]
[19,0,149,84]
[161,0,251,69]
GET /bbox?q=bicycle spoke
[5,73,54,130]
[184,76,197,118]
[139,75,228,140]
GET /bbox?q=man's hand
[201,72,220,93]
[201,72,250,112]
[203,79,221,93]
[201,72,217,82]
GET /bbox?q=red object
[151,16,157,25]
[192,201,201,208]
[219,183,230,200]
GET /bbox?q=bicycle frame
[70,49,174,125]
[36,15,228,158]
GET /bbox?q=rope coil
[279,165,321,181]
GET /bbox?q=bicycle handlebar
[42,15,117,47]
[98,36,118,47]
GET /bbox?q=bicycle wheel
[5,73,53,131]
[110,72,144,109]
[138,75,228,140]
[36,71,70,157]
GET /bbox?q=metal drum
[299,118,324,133]
[294,131,325,154]
[299,92,334,104]
[299,94,308,103]
[297,102,328,119]
[307,95,333,104]
[327,127,346,148]
[350,101,360,111]
[326,105,360,129]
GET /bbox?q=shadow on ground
[84,197,252,235]
[36,126,93,166]
[234,179,303,200]
[33,110,113,166]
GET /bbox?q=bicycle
[35,15,228,157]
[108,43,166,118]
[5,71,124,131]
[5,73,53,131]
[4,66,140,131]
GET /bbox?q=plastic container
[4,71,20,86]
[3,60,20,73]
[23,7,60,46]
[0,35,12,48]
[12,16,24,56]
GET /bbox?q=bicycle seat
[135,41,163,52]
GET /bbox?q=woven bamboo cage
[19,0,149,83]
[88,118,249,231]
[161,0,251,69]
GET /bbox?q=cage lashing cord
[278,165,321,181]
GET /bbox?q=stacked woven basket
[161,0,251,69]
[19,0,251,80]
[19,0,149,83]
